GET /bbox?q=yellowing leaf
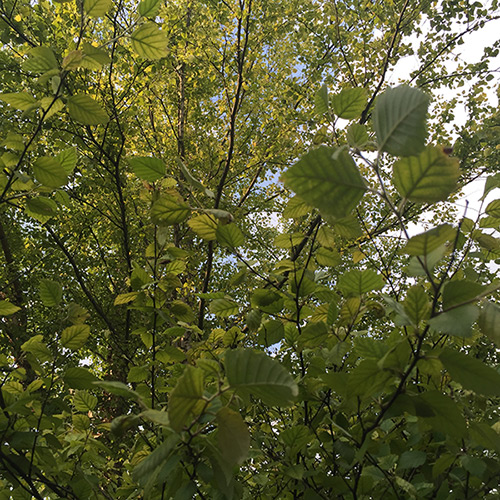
[131,23,168,60]
[61,324,90,350]
[331,87,367,119]
[81,43,110,69]
[168,366,204,431]
[33,156,67,188]
[114,292,139,305]
[0,300,21,316]
[67,94,108,125]
[0,92,37,111]
[393,146,459,203]
[150,195,190,225]
[84,0,112,17]
[209,298,239,317]
[188,214,217,240]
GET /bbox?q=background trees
[0,0,500,498]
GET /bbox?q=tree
[0,0,500,498]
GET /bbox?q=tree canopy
[1,0,500,498]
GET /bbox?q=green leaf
[177,158,215,198]
[225,349,298,406]
[442,280,486,309]
[84,0,112,17]
[0,300,21,316]
[347,359,392,396]
[415,390,467,437]
[373,85,429,156]
[33,156,67,188]
[402,224,455,256]
[257,320,284,347]
[274,232,304,249]
[314,84,329,115]
[170,300,194,322]
[331,215,363,239]
[129,156,165,182]
[168,366,204,431]
[282,146,366,219]
[62,50,84,70]
[398,450,427,470]
[188,214,217,240]
[139,0,161,17]
[156,346,186,364]
[21,335,52,362]
[133,436,180,489]
[73,390,98,412]
[0,92,37,111]
[403,285,430,326]
[217,408,250,466]
[316,247,341,267]
[131,23,168,60]
[485,199,500,218]
[346,124,370,148]
[93,381,141,401]
[216,223,244,248]
[23,47,58,73]
[81,43,110,69]
[392,146,460,203]
[61,324,90,350]
[57,147,77,174]
[472,230,500,252]
[127,365,149,383]
[283,196,313,219]
[481,172,500,201]
[460,456,487,477]
[26,195,49,223]
[439,348,500,397]
[478,301,500,346]
[111,415,140,437]
[280,425,312,455]
[331,87,367,119]
[67,94,108,125]
[39,279,62,307]
[428,304,479,338]
[251,289,283,314]
[140,409,170,426]
[63,367,100,389]
[209,298,239,317]
[164,260,186,275]
[338,269,384,297]
[299,321,329,348]
[246,309,262,332]
[429,305,479,338]
[150,195,190,225]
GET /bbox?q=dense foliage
[1,0,500,498]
